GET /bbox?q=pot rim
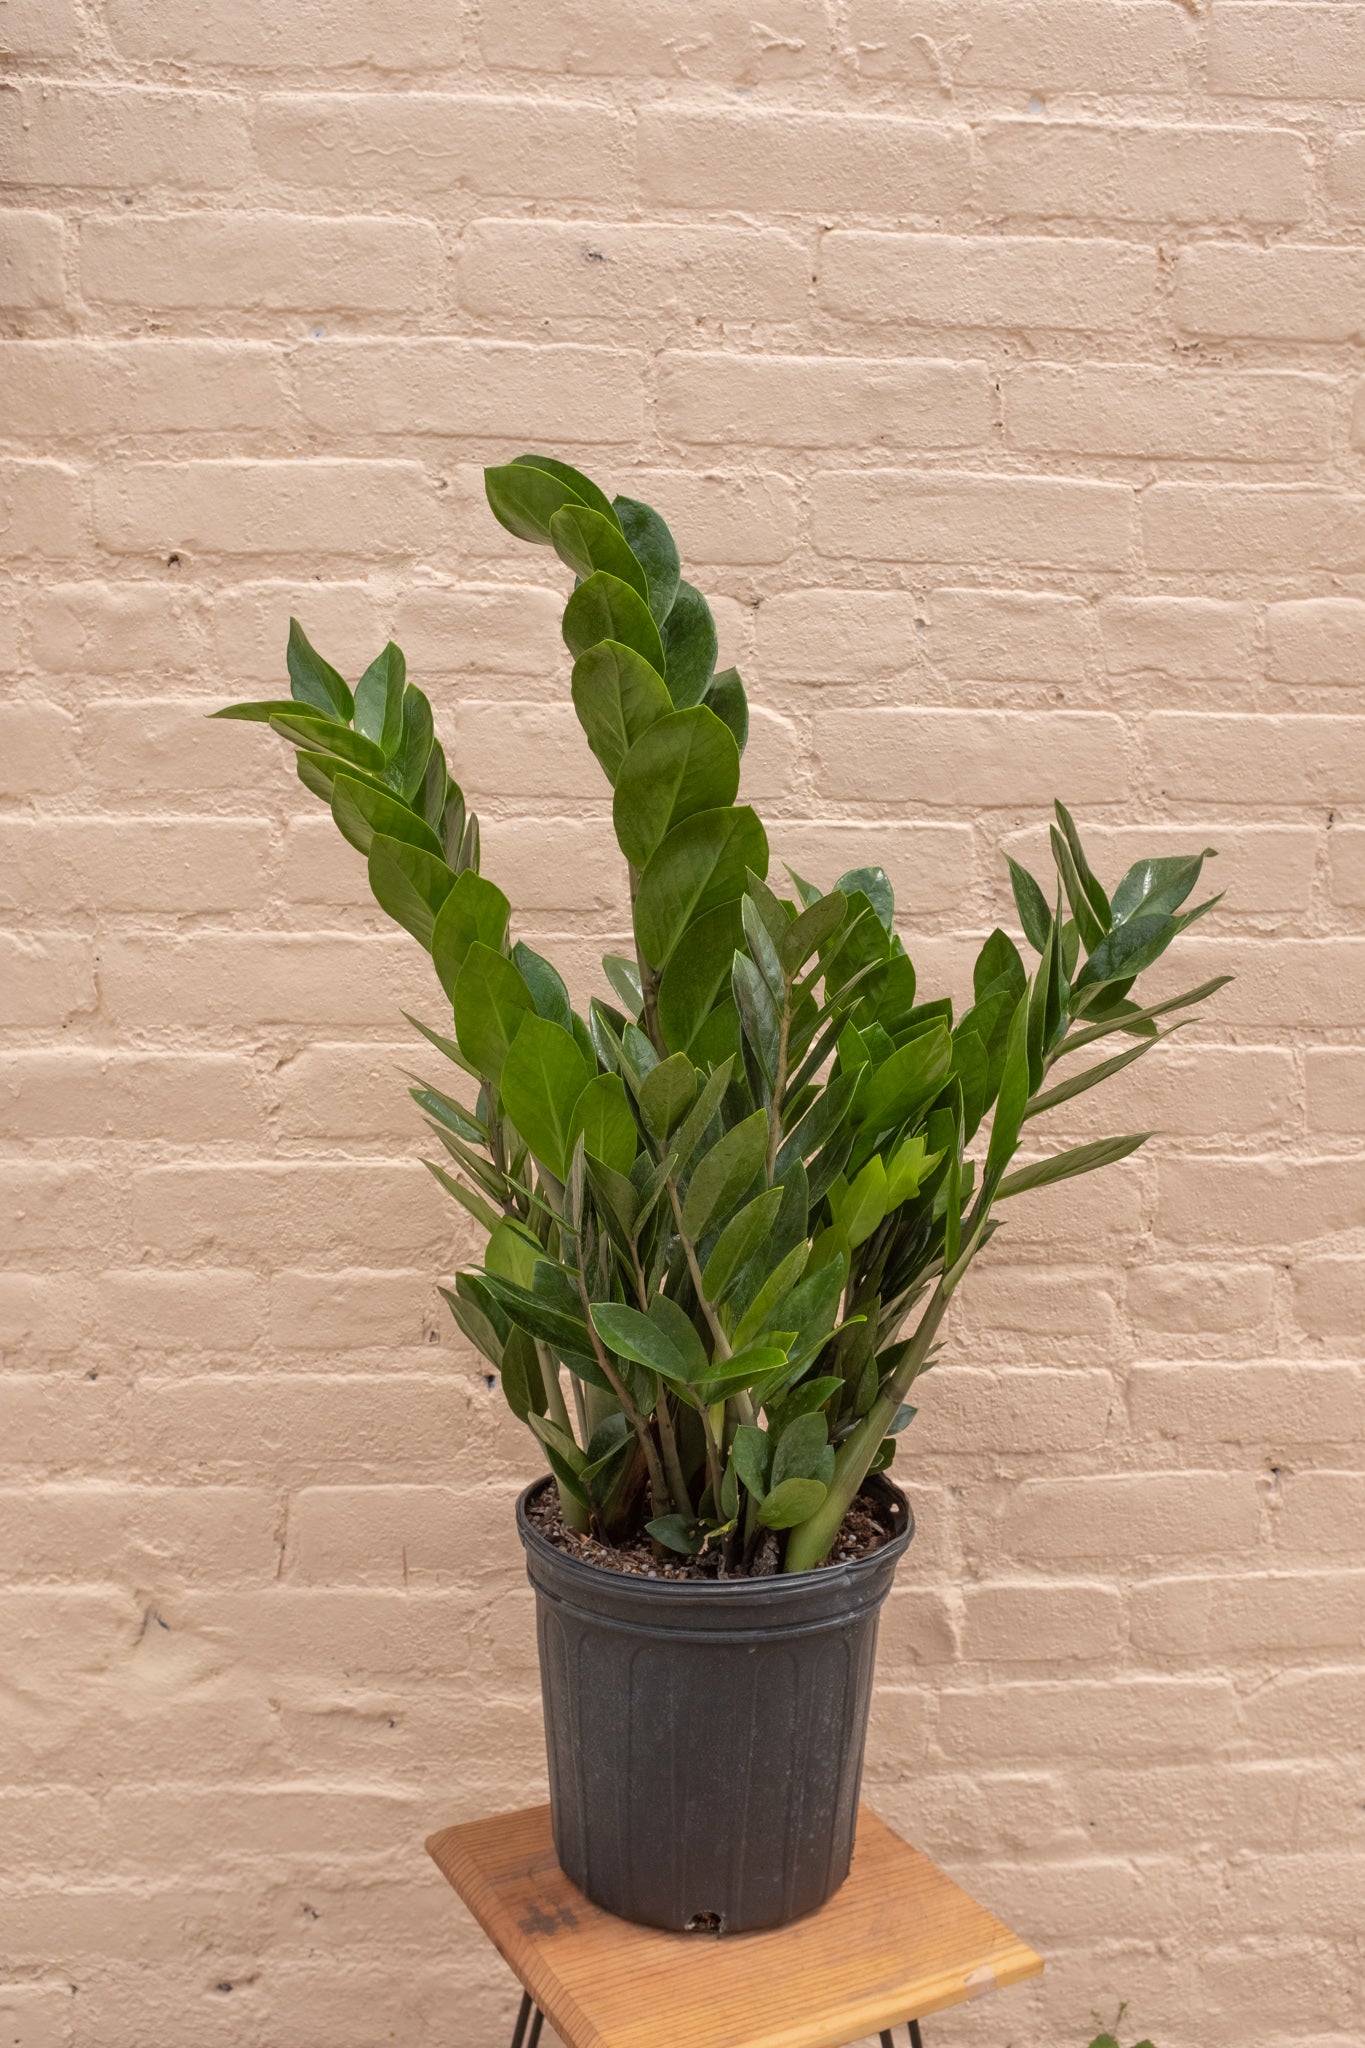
[515,1470,912,1601]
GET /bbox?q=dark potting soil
[525,1479,896,1580]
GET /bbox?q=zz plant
[217,453,1228,1574]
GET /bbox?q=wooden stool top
[426,1804,1042,2048]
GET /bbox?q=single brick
[1129,1361,1365,1447]
[131,1163,453,1266]
[98,932,430,1029]
[0,341,289,439]
[979,119,1310,224]
[1147,712,1365,803]
[295,338,646,442]
[257,93,627,203]
[391,582,563,678]
[1100,596,1258,678]
[1176,938,1365,1030]
[272,1042,418,1142]
[1157,1156,1365,1246]
[0,933,94,1027]
[1306,1049,1365,1134]
[480,0,830,78]
[755,589,922,682]
[0,211,64,310]
[1209,3,1365,100]
[1330,825,1365,907]
[851,0,1190,89]
[1144,485,1365,573]
[813,708,1129,805]
[30,582,204,675]
[961,1581,1123,1664]
[1127,1264,1274,1337]
[269,1270,437,1350]
[1174,243,1365,341]
[0,1051,263,1141]
[820,230,1158,332]
[1243,1667,1365,1749]
[0,461,86,558]
[0,1274,87,1355]
[1268,599,1365,685]
[814,470,1135,569]
[0,703,79,796]
[105,0,464,67]
[992,1472,1262,1564]
[764,820,974,914]
[1292,1259,1365,1345]
[615,467,798,565]
[1004,363,1336,462]
[478,817,625,917]
[3,0,80,54]
[637,107,971,214]
[926,587,1090,681]
[1131,1572,1365,1658]
[0,1483,278,1584]
[0,83,252,191]
[658,351,992,449]
[457,219,810,323]
[936,1676,1238,1761]
[94,459,432,557]
[0,817,271,916]
[97,1269,265,1351]
[80,213,441,315]
[1275,1473,1365,1558]
[1331,132,1365,221]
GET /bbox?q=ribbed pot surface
[517,1475,913,1933]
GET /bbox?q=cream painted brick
[1244,1667,1365,1750]
[1131,1572,1365,1658]
[1349,380,1365,452]
[0,933,94,1027]
[269,1269,437,1349]
[850,0,1190,90]
[1175,242,1365,342]
[210,580,388,684]
[272,1042,418,1141]
[3,0,79,55]
[813,708,1129,805]
[937,1676,1238,1761]
[1144,485,1365,573]
[0,1986,70,2048]
[1276,1473,1365,1558]
[814,470,1134,568]
[1293,1258,1365,1344]
[97,1269,265,1350]
[1330,131,1365,220]
[658,352,992,450]
[396,582,601,677]
[479,817,626,917]
[0,84,252,192]
[257,93,626,203]
[295,338,645,442]
[954,1265,1122,1347]
[764,821,973,912]
[481,0,830,78]
[448,704,605,804]
[980,120,1310,224]
[618,468,798,565]
[0,819,271,915]
[130,1163,453,1265]
[274,814,378,908]
[0,704,79,796]
[1306,1049,1365,1134]
[29,582,204,675]
[0,1484,278,1583]
[80,213,441,316]
[99,932,427,1029]
[1005,363,1336,462]
[1175,938,1365,1031]
[926,587,1090,681]
[993,1472,1262,1564]
[1268,599,1365,685]
[1158,1157,1365,1247]
[457,219,810,323]
[1329,825,1365,906]
[287,1484,527,1584]
[1210,4,1365,100]
[755,589,920,681]
[0,461,85,558]
[94,460,431,558]
[1100,596,1258,678]
[0,1051,263,1141]
[105,0,464,67]
[1128,1263,1274,1336]
[0,340,288,439]
[917,1366,1116,1454]
[89,698,269,804]
[1129,1361,1365,1447]
[0,1275,86,1354]
[638,107,971,214]
[0,211,64,310]
[1147,713,1365,803]
[820,231,1158,332]
[960,1581,1123,1663]
[1004,820,1315,916]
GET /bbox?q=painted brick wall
[2,7,1363,2047]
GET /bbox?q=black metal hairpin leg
[880,2026,925,2048]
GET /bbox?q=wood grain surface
[426,1803,1042,2048]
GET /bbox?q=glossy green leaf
[353,641,406,757]
[834,866,893,933]
[612,707,741,869]
[367,833,456,949]
[856,1024,952,1137]
[634,806,769,969]
[287,616,353,721]
[1072,911,1175,992]
[1006,854,1052,953]
[733,951,782,1086]
[484,461,588,544]
[974,927,1026,1006]
[681,1108,768,1239]
[511,941,573,1031]
[1111,848,1215,926]
[660,579,718,709]
[590,1301,693,1385]
[638,1051,696,1141]
[731,1421,772,1500]
[665,1056,736,1181]
[829,1157,888,1249]
[550,503,648,604]
[431,870,511,1001]
[515,453,619,527]
[1050,822,1106,954]
[1061,974,1232,1054]
[612,493,681,624]
[212,698,304,723]
[985,991,1031,1186]
[563,570,666,675]
[771,1411,833,1489]
[568,1072,637,1177]
[646,1513,705,1556]
[453,942,536,1085]
[997,1131,1150,1198]
[730,1241,809,1349]
[330,773,444,861]
[571,641,673,783]
[702,1185,784,1304]
[656,900,743,1053]
[424,1158,501,1234]
[780,891,847,977]
[757,1475,827,1530]
[394,686,434,802]
[500,1015,591,1180]
[693,1343,789,1406]
[705,667,749,754]
[601,954,642,1019]
[271,711,388,775]
[480,1270,594,1364]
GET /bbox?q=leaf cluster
[218,451,1229,1573]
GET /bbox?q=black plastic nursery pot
[516,1473,913,1934]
